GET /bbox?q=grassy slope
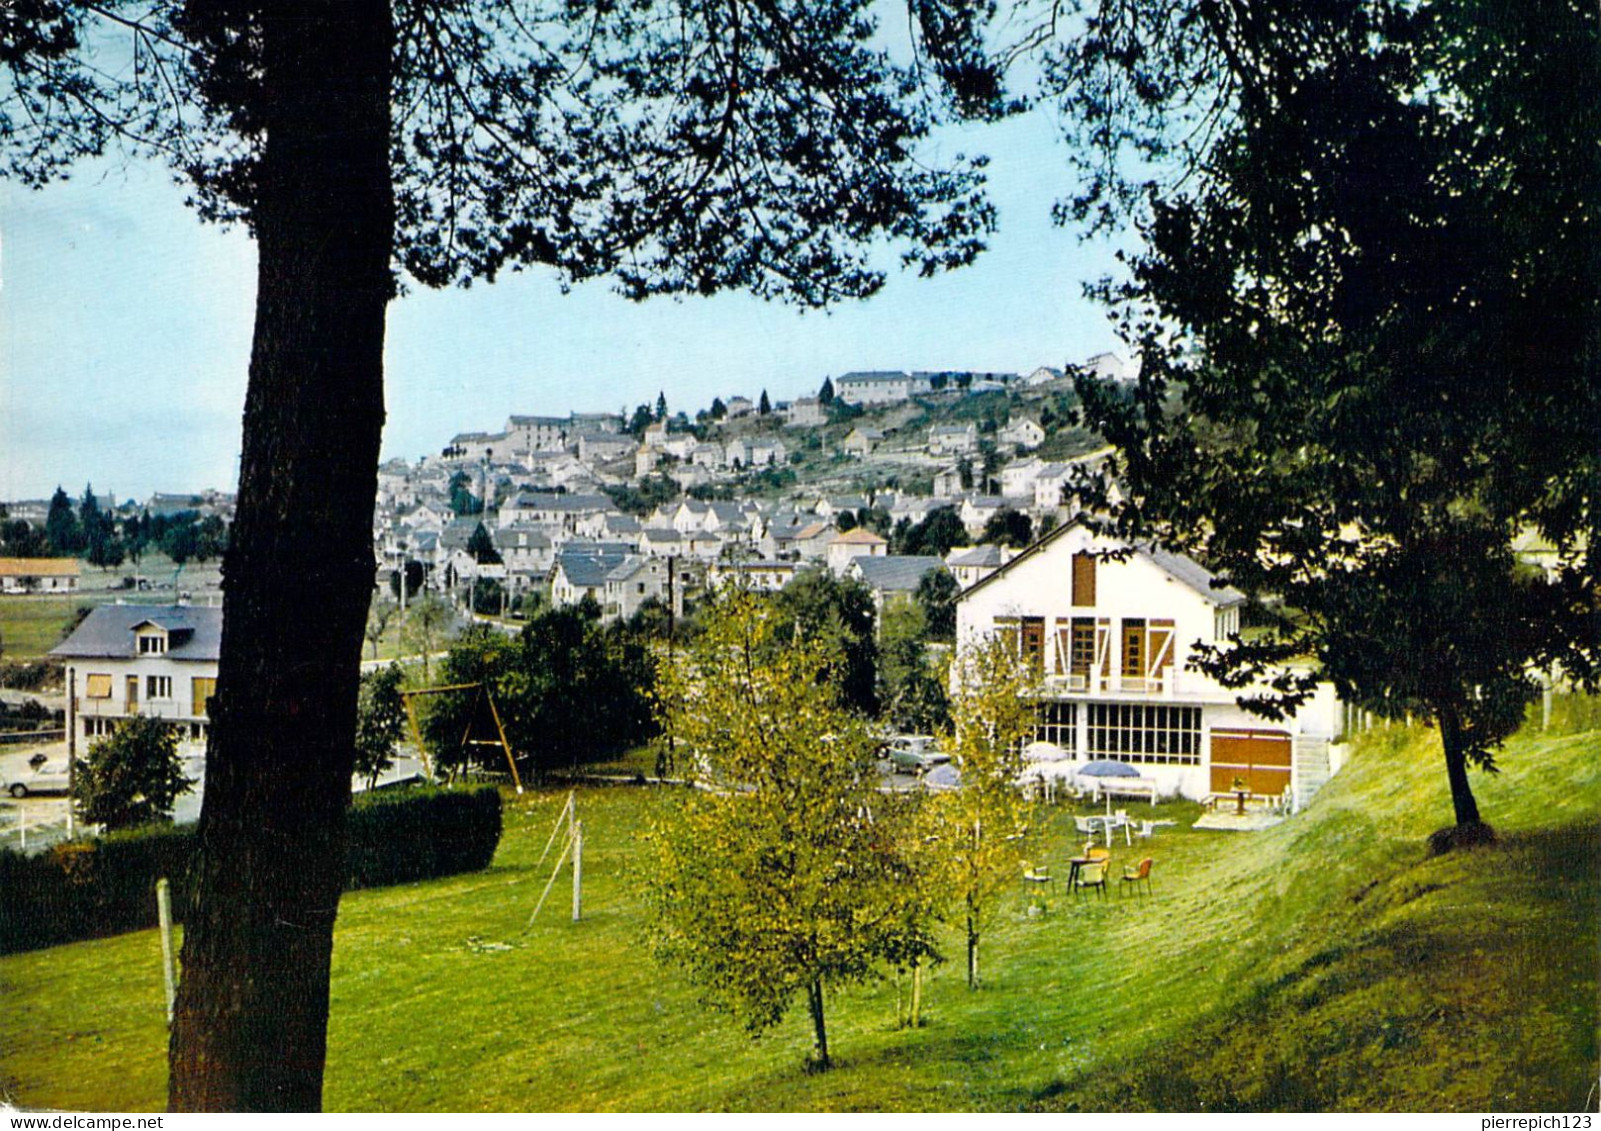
[0,717,1595,1112]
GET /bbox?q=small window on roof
[138,633,167,655]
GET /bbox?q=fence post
[572,820,583,922]
[156,878,177,1023]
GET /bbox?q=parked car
[3,755,71,798]
[883,735,950,774]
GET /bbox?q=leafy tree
[1055,0,1600,842]
[353,664,405,791]
[73,717,194,831]
[877,601,950,734]
[709,396,726,420]
[464,522,500,565]
[646,591,935,1068]
[2,519,49,558]
[931,636,1037,987]
[915,568,960,642]
[45,487,81,556]
[772,568,879,715]
[956,455,974,491]
[981,507,1032,549]
[896,507,967,558]
[4,0,1012,1109]
[835,509,858,533]
[403,594,453,682]
[758,389,772,416]
[448,472,483,516]
[389,561,425,603]
[818,375,835,405]
[363,596,395,660]
[628,404,655,438]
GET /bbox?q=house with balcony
[955,522,1340,808]
[51,604,222,750]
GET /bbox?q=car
[883,735,950,775]
[3,756,71,798]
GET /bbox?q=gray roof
[946,544,1008,568]
[555,542,632,588]
[850,556,948,593]
[511,492,610,513]
[51,604,222,662]
[1147,547,1246,606]
[837,370,908,384]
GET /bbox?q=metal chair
[1074,859,1109,899]
[1120,857,1154,898]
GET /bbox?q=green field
[1,715,1596,1112]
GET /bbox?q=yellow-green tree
[933,635,1039,989]
[644,591,935,1069]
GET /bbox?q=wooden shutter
[85,673,112,699]
[1072,551,1096,606]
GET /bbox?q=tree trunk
[966,906,979,989]
[1438,705,1483,827]
[169,1,395,1112]
[807,979,830,1069]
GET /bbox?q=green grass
[1,717,1596,1112]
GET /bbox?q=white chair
[1114,809,1133,845]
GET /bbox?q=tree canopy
[1054,0,1600,835]
[73,717,195,830]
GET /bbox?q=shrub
[0,785,503,955]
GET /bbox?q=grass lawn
[1,715,1595,1111]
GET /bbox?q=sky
[0,106,1129,505]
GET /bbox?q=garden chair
[1073,859,1108,899]
[1022,862,1055,894]
[1121,857,1154,898]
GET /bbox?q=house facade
[51,604,222,750]
[955,523,1340,807]
[0,557,81,594]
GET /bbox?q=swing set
[399,682,524,794]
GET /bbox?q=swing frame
[399,682,524,793]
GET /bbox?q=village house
[958,495,1008,537]
[945,543,1012,588]
[504,415,569,454]
[845,555,948,614]
[577,433,637,465]
[497,492,611,534]
[999,417,1045,451]
[825,527,888,575]
[933,466,965,500]
[601,554,677,623]
[1000,457,1048,500]
[955,522,1340,808]
[549,542,633,610]
[0,557,81,594]
[835,370,933,406]
[724,395,755,418]
[842,426,883,457]
[52,604,222,750]
[707,558,798,593]
[927,423,978,457]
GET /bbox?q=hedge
[0,785,502,955]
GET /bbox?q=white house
[955,522,1340,807]
[0,557,81,594]
[601,554,676,623]
[825,527,889,575]
[842,426,883,456]
[784,396,827,427]
[999,418,1045,451]
[999,457,1047,500]
[928,424,978,457]
[835,371,933,406]
[945,543,1012,589]
[52,604,222,750]
[504,415,569,453]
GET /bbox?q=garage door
[1209,729,1291,796]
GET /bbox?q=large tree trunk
[169,1,395,1112]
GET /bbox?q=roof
[831,527,887,546]
[837,370,909,385]
[850,556,948,592]
[946,544,1008,568]
[0,557,80,577]
[958,519,1246,607]
[510,492,610,513]
[554,543,632,588]
[51,604,222,661]
[507,415,567,428]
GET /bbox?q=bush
[0,785,503,954]
[0,658,60,692]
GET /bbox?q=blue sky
[0,109,1128,504]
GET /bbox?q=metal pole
[66,667,76,840]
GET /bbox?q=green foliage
[0,786,502,956]
[423,613,656,778]
[895,506,966,557]
[771,568,879,715]
[915,568,960,642]
[1062,0,1601,828]
[45,487,82,555]
[931,636,1039,988]
[603,475,680,517]
[448,472,484,516]
[402,593,453,681]
[465,522,500,564]
[877,602,950,734]
[645,591,937,1067]
[73,718,193,831]
[980,507,1032,549]
[354,665,406,790]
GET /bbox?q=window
[1087,703,1201,764]
[147,675,173,699]
[1121,618,1147,679]
[84,673,113,699]
[138,633,167,655]
[1070,618,1096,677]
[1071,551,1096,606]
[1034,701,1077,747]
[192,677,217,717]
[1020,617,1045,675]
[84,717,119,738]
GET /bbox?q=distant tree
[877,602,950,734]
[403,595,453,682]
[818,375,835,405]
[835,510,859,533]
[772,569,879,715]
[655,391,668,422]
[915,569,960,642]
[45,487,81,556]
[469,577,505,616]
[858,507,893,537]
[78,483,119,566]
[352,665,405,791]
[709,396,727,420]
[363,597,396,660]
[758,389,772,416]
[898,507,967,558]
[646,591,935,1069]
[2,519,48,558]
[448,472,483,516]
[932,637,1037,988]
[389,561,425,604]
[628,404,655,438]
[956,456,974,490]
[981,508,1032,549]
[465,523,500,565]
[73,717,194,831]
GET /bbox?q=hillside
[0,706,1594,1111]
